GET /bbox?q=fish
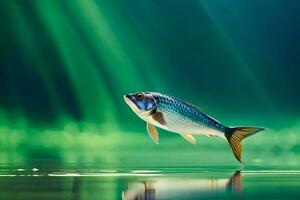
[124,92,265,163]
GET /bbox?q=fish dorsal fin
[183,100,203,113]
[180,133,197,145]
[146,123,159,144]
[181,99,221,124]
[205,114,221,124]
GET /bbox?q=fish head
[124,92,157,117]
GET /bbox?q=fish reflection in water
[122,171,242,200]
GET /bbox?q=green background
[0,0,300,168]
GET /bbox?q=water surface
[0,166,299,199]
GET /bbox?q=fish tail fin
[225,126,265,163]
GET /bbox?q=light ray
[199,0,277,113]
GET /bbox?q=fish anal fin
[146,123,159,144]
[180,133,197,145]
[226,126,265,163]
[151,111,166,125]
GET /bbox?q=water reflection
[122,171,242,200]
[2,168,300,199]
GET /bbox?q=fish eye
[135,93,144,100]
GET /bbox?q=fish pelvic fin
[146,123,159,144]
[225,126,265,163]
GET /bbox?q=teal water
[0,166,299,200]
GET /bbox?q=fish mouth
[124,94,130,101]
[124,94,140,111]
[123,94,132,104]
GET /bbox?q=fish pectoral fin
[146,123,159,144]
[180,133,197,145]
[151,111,166,125]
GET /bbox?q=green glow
[0,0,299,168]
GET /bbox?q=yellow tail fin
[225,127,265,163]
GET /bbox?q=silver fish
[124,92,265,163]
